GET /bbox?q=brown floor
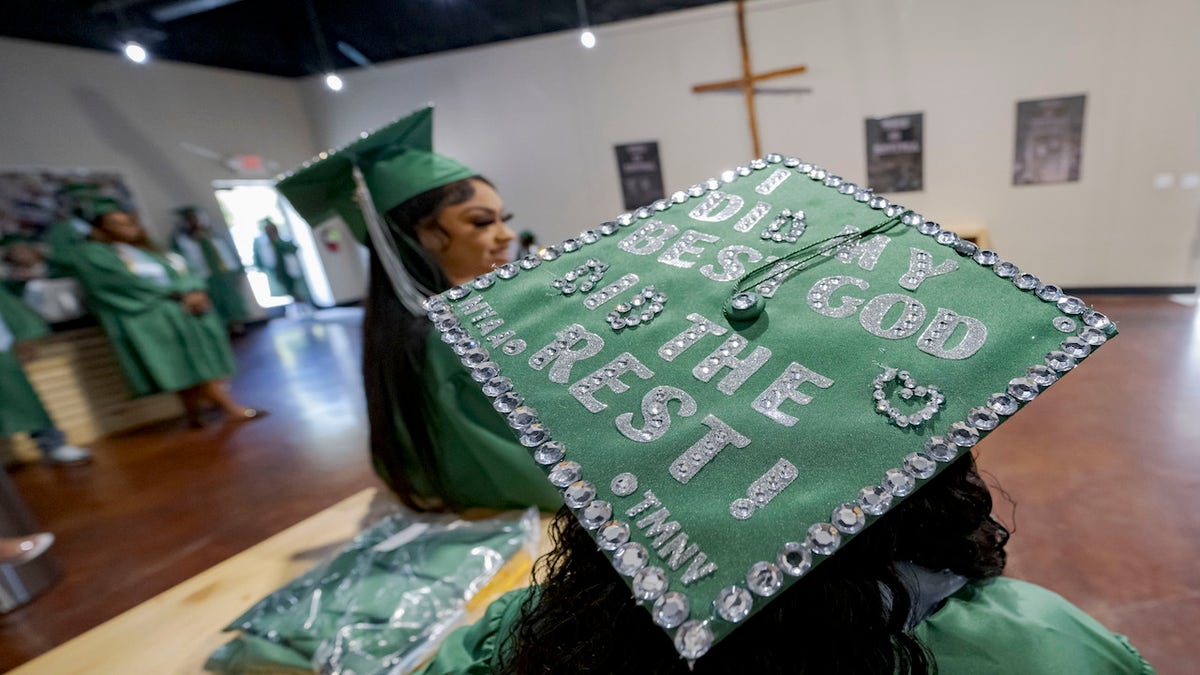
[0,297,1196,673]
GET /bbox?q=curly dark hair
[363,177,489,511]
[504,453,1009,674]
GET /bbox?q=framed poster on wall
[865,112,924,193]
[1012,94,1086,185]
[0,168,136,242]
[614,141,665,211]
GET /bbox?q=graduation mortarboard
[276,105,475,243]
[76,196,127,224]
[276,105,476,314]
[423,155,1116,661]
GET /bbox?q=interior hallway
[0,296,1195,673]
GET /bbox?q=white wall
[299,0,1200,288]
[0,37,317,243]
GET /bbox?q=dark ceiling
[2,0,731,77]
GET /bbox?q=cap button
[724,291,765,323]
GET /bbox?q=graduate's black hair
[504,453,1009,674]
[362,176,489,510]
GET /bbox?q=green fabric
[0,284,50,343]
[0,285,53,435]
[194,237,252,323]
[205,510,535,675]
[0,348,53,435]
[391,330,562,511]
[416,579,1152,674]
[431,162,1118,653]
[913,578,1154,674]
[56,240,235,396]
[205,269,253,323]
[275,105,475,243]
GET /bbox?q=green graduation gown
[59,241,236,397]
[253,235,310,302]
[175,232,252,324]
[391,331,562,511]
[0,284,53,435]
[417,578,1153,674]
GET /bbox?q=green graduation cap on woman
[277,105,560,512]
[410,151,1150,673]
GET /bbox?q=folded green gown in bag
[205,508,538,675]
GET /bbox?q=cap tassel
[725,214,904,323]
[352,165,434,315]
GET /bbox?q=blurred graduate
[173,205,253,332]
[51,197,263,427]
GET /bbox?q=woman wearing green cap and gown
[253,218,311,305]
[277,106,559,512]
[52,198,263,425]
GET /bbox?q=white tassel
[352,165,432,316]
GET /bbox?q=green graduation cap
[75,195,127,224]
[423,155,1117,661]
[275,105,475,245]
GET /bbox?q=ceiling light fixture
[123,40,149,63]
[576,0,595,49]
[304,0,343,92]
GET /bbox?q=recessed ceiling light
[123,41,149,64]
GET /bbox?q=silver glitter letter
[729,459,799,519]
[637,508,682,548]
[669,415,752,484]
[859,293,927,340]
[700,245,764,283]
[657,229,720,269]
[898,247,959,291]
[681,552,718,585]
[457,295,488,315]
[806,275,869,318]
[616,386,698,443]
[583,273,639,310]
[754,168,791,195]
[625,490,661,518]
[476,318,504,336]
[528,324,605,384]
[752,363,834,427]
[733,201,771,233]
[618,220,679,256]
[692,335,772,395]
[657,533,700,570]
[657,313,728,362]
[569,352,655,413]
[486,330,515,348]
[822,225,891,271]
[755,259,800,298]
[917,308,988,360]
[689,191,745,223]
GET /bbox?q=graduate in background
[0,283,91,464]
[52,198,264,427]
[276,106,560,512]
[253,218,311,312]
[173,206,252,333]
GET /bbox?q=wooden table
[11,489,547,674]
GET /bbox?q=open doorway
[212,181,333,308]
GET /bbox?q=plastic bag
[205,507,539,675]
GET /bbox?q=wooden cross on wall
[692,0,809,158]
